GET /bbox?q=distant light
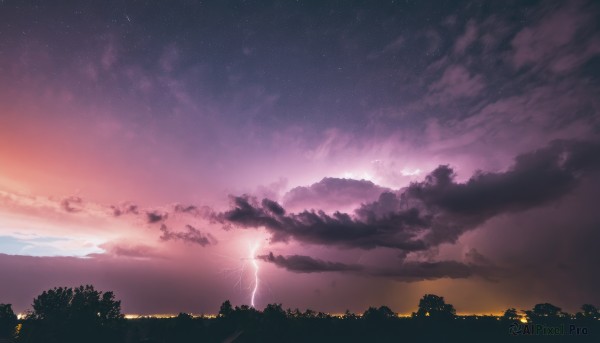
[123,313,218,319]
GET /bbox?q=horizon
[2,0,600,317]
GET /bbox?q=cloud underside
[220,139,600,252]
[258,252,489,281]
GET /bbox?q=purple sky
[1,0,600,315]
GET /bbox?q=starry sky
[1,0,600,315]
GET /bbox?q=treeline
[1,285,599,342]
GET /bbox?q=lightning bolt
[249,241,260,308]
[218,239,263,307]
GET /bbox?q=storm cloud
[146,211,168,224]
[221,139,600,251]
[258,252,363,273]
[111,203,139,217]
[61,196,83,213]
[159,224,215,247]
[259,252,493,282]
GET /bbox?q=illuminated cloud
[221,139,600,251]
[283,177,389,212]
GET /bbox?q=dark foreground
[7,314,600,343]
[2,286,599,342]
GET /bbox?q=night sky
[1,0,600,315]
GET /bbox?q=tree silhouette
[176,312,193,321]
[22,285,124,343]
[316,311,331,319]
[286,308,302,318]
[29,285,122,323]
[414,294,456,319]
[362,306,396,321]
[30,286,72,322]
[581,304,600,319]
[303,308,316,318]
[523,302,573,326]
[502,308,519,321]
[218,300,233,318]
[263,303,286,322]
[0,304,17,339]
[525,303,562,319]
[342,309,358,320]
[7,287,600,342]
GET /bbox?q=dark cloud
[111,203,139,217]
[159,224,215,247]
[220,140,600,251]
[261,198,286,216]
[146,211,168,223]
[173,204,199,214]
[404,139,600,245]
[221,194,429,250]
[259,252,492,282]
[258,252,363,273]
[173,204,215,218]
[61,196,83,213]
[283,177,389,211]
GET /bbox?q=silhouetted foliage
[286,308,303,318]
[6,288,600,342]
[502,308,519,321]
[342,309,358,320]
[176,312,192,321]
[263,303,286,321]
[303,308,316,318]
[218,300,233,318]
[19,285,124,343]
[580,304,600,319]
[28,285,123,322]
[362,306,396,321]
[414,294,456,319]
[0,303,17,339]
[524,302,568,323]
[530,303,562,317]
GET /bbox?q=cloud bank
[259,252,495,282]
[220,139,600,252]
